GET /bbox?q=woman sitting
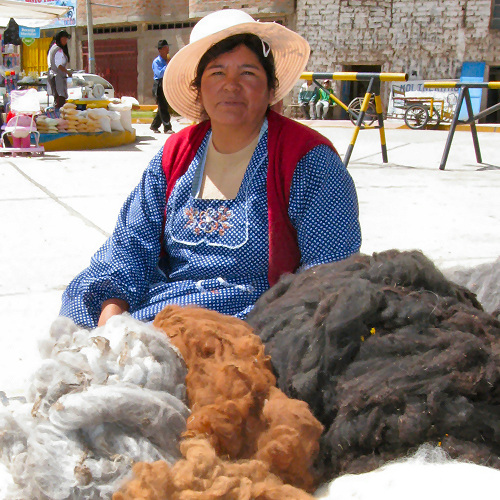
[60,9,361,329]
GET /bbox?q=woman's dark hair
[50,30,71,63]
[191,33,278,95]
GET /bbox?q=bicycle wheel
[348,97,377,127]
[404,104,429,129]
[427,106,441,129]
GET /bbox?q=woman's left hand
[98,298,130,326]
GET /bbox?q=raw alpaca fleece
[314,444,500,500]
[444,256,500,319]
[247,250,500,480]
[0,315,189,499]
[114,437,315,500]
[115,305,323,498]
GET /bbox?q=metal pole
[344,77,375,167]
[463,88,482,164]
[86,0,95,74]
[373,81,388,163]
[439,87,465,170]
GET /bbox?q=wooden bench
[284,102,303,119]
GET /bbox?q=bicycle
[347,96,377,127]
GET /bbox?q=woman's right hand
[98,298,130,327]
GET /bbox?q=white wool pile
[314,445,500,500]
[0,462,14,497]
[445,256,500,317]
[0,315,189,499]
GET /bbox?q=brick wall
[290,0,500,108]
[73,0,499,105]
[76,0,188,24]
[296,0,500,78]
[188,0,294,18]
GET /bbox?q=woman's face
[199,44,274,130]
[60,36,69,46]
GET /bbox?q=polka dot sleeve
[92,148,168,307]
[288,144,362,269]
[60,148,168,326]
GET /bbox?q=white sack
[108,102,134,132]
[107,110,125,132]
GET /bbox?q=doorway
[82,38,138,99]
[338,64,381,118]
[485,66,500,123]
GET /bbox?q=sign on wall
[19,25,40,38]
[387,80,460,117]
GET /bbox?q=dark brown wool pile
[247,250,500,481]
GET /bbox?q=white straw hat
[163,9,310,122]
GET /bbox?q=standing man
[151,40,173,134]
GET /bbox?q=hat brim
[163,21,310,122]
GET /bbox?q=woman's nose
[222,73,241,91]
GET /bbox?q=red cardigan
[161,110,336,286]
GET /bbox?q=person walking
[151,40,174,134]
[316,79,335,119]
[47,30,73,109]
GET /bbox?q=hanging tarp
[0,0,70,28]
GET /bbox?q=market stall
[35,99,136,152]
[2,75,137,154]
[1,0,71,148]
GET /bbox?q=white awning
[0,0,70,28]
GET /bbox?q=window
[492,0,500,29]
[147,22,196,31]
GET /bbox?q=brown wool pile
[113,305,323,499]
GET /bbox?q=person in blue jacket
[151,40,174,134]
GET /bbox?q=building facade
[40,0,500,119]
[296,0,500,117]
[65,0,294,103]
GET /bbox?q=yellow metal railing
[299,72,408,167]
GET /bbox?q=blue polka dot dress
[60,120,361,328]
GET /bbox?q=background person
[316,79,335,119]
[151,39,174,134]
[298,80,318,119]
[47,30,73,109]
[60,9,361,329]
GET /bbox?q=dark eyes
[208,70,256,77]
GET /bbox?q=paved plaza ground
[0,119,499,395]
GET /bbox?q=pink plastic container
[12,136,31,148]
